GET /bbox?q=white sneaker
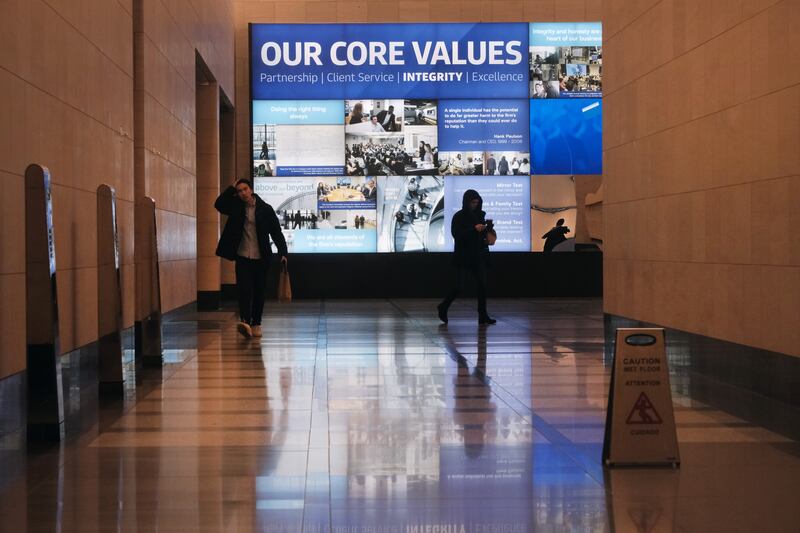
[251,325,262,337]
[236,321,252,338]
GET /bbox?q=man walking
[215,178,288,338]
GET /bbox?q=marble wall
[0,0,234,379]
[602,0,800,356]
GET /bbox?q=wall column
[196,80,221,310]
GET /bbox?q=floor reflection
[1,299,799,532]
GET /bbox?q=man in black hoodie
[437,189,496,325]
[215,178,288,338]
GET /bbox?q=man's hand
[474,224,487,232]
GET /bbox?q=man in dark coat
[498,156,509,175]
[542,218,570,252]
[486,154,497,175]
[215,178,288,338]
[376,105,398,131]
[437,189,496,325]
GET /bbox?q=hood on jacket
[461,189,483,211]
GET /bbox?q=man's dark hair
[235,178,253,190]
[556,218,565,226]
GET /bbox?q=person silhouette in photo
[359,215,365,228]
[349,102,364,124]
[542,218,570,252]
[437,189,496,325]
[376,105,398,132]
[486,153,497,175]
[418,192,429,211]
[448,153,466,175]
[546,78,559,96]
[423,144,434,164]
[364,179,377,201]
[256,163,271,177]
[498,156,509,175]
[214,178,287,339]
[354,214,360,229]
[369,115,385,132]
[465,156,476,175]
[407,177,420,198]
[259,140,269,160]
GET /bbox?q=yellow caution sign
[602,328,680,467]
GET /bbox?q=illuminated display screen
[250,22,602,253]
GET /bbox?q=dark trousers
[440,264,488,318]
[235,256,268,325]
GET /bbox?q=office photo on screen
[438,151,484,175]
[317,176,377,209]
[345,131,405,176]
[558,48,602,97]
[345,100,403,133]
[529,22,602,99]
[404,100,438,126]
[377,176,446,253]
[324,210,377,230]
[254,177,377,253]
[530,47,560,98]
[403,126,438,175]
[484,151,531,176]
[531,175,577,252]
[252,100,345,177]
[252,123,276,176]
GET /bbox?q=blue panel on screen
[251,23,529,99]
[529,22,602,47]
[530,99,602,175]
[293,229,377,253]
[253,100,343,125]
[276,166,343,177]
[443,176,531,252]
[438,100,529,152]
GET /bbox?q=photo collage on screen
[250,22,602,254]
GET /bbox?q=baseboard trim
[197,290,221,311]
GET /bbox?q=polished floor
[2,298,800,532]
